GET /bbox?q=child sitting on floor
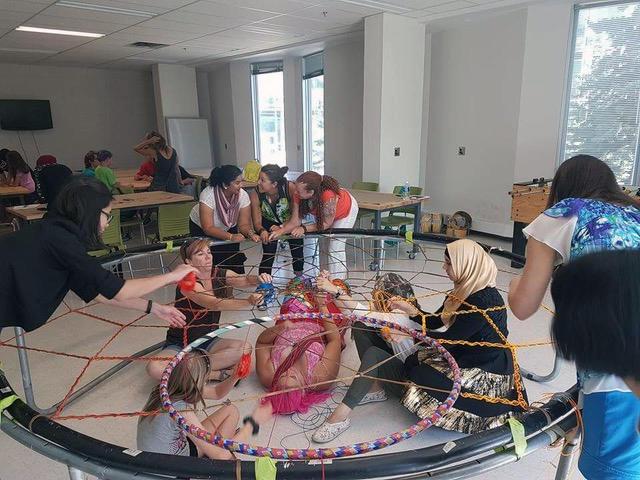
[138,350,272,459]
[145,237,271,398]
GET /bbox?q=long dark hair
[547,155,636,208]
[5,150,30,180]
[296,171,341,228]
[209,165,242,188]
[49,176,113,247]
[0,148,9,172]
[261,164,289,196]
[551,250,640,383]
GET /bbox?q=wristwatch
[243,415,259,435]
[333,287,345,299]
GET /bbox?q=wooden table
[349,189,430,268]
[0,185,32,204]
[8,191,194,225]
[113,167,213,192]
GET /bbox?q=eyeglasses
[101,210,113,224]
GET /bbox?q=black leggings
[259,238,305,275]
[341,322,405,409]
[189,220,246,274]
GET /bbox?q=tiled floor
[0,234,584,480]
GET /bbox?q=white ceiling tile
[0,50,52,63]
[0,10,35,29]
[152,11,247,28]
[70,0,175,14]
[318,0,383,16]
[423,0,476,13]
[206,0,316,15]
[0,1,51,14]
[40,5,147,26]
[293,5,365,25]
[260,15,343,33]
[137,17,228,34]
[109,25,203,43]
[180,1,283,21]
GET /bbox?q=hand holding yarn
[178,272,197,292]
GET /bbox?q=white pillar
[152,63,199,136]
[362,13,425,192]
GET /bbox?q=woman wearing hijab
[188,165,259,274]
[312,239,525,442]
[402,239,526,434]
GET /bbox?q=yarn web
[0,233,551,463]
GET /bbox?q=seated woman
[311,272,423,442]
[401,239,526,434]
[2,150,35,193]
[313,240,526,442]
[82,150,98,177]
[255,289,343,415]
[146,238,270,396]
[138,350,272,459]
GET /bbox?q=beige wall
[0,63,156,171]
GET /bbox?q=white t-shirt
[189,186,250,231]
[524,212,630,396]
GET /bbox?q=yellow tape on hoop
[165,240,173,252]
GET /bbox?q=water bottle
[402,181,410,199]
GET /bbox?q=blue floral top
[544,198,640,259]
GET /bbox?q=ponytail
[209,164,242,188]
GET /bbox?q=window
[251,61,286,166]
[561,1,640,184]
[303,52,325,174]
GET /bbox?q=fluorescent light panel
[16,26,104,38]
[55,1,156,18]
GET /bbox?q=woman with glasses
[0,176,196,334]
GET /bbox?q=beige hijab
[441,239,498,326]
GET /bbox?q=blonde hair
[141,351,208,416]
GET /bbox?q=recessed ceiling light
[16,26,104,38]
[55,1,155,18]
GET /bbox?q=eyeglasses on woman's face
[101,209,113,224]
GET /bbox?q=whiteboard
[166,117,213,170]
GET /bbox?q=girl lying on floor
[146,237,271,399]
[255,277,344,415]
[312,239,526,442]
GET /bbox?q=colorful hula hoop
[159,312,462,460]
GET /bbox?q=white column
[152,63,199,136]
[362,13,425,192]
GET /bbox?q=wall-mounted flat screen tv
[0,99,53,130]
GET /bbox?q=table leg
[409,202,422,259]
[368,211,382,272]
[511,222,527,268]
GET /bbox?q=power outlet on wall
[394,147,400,156]
[458,146,466,156]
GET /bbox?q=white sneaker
[312,418,351,443]
[358,390,387,406]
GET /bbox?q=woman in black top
[0,176,196,333]
[312,240,526,442]
[145,238,272,397]
[250,164,305,276]
[134,131,181,194]
[399,239,526,434]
